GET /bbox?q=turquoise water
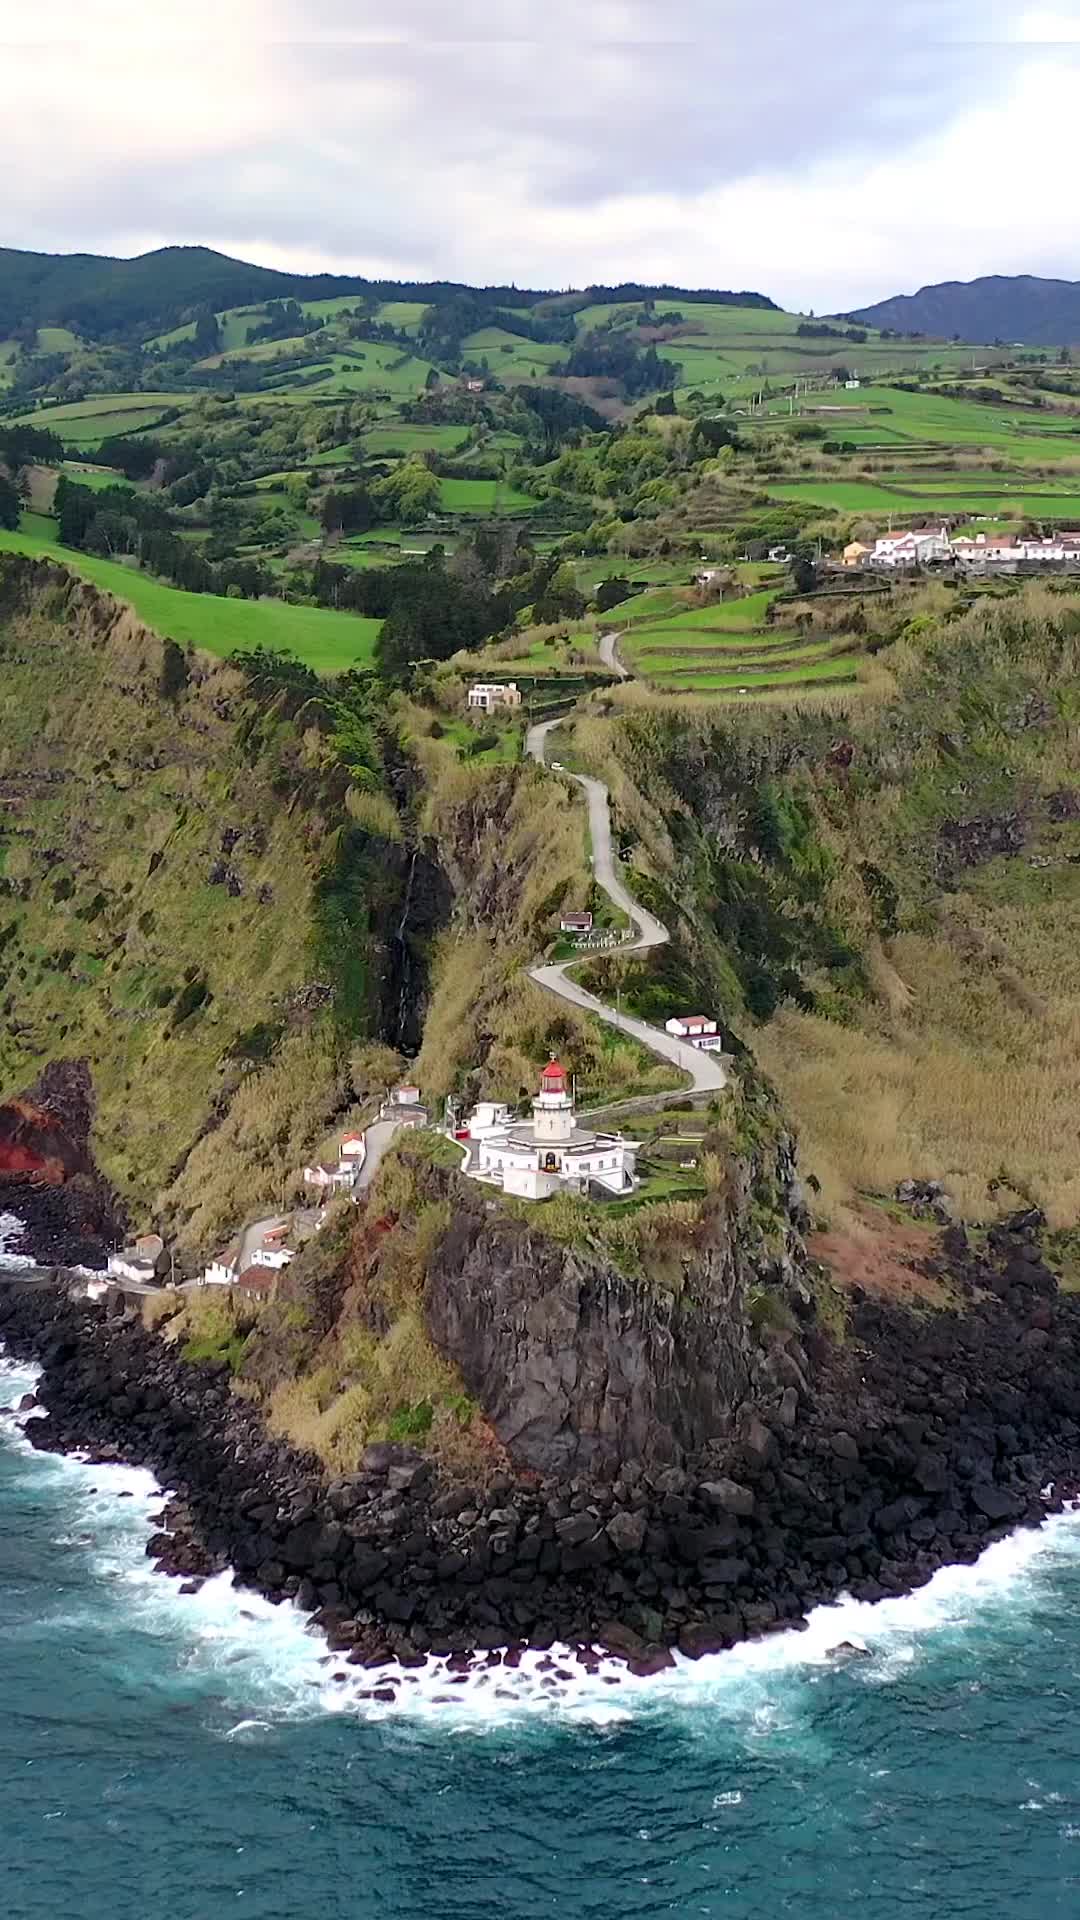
[6,1351,1080,1920]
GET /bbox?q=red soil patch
[809,1207,946,1304]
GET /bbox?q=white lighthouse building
[469,1059,636,1201]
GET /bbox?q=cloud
[4,0,1080,308]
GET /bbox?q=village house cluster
[843,527,1080,572]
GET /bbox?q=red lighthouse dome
[539,1059,567,1093]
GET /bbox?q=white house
[560,911,594,934]
[844,377,861,391]
[303,1129,369,1193]
[201,1239,240,1287]
[467,1059,636,1201]
[303,1161,355,1194]
[869,527,951,570]
[664,1015,724,1052]
[107,1232,164,1286]
[467,682,522,713]
[459,1098,515,1142]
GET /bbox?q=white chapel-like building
[468,1059,636,1201]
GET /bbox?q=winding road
[597,628,629,679]
[524,718,727,1095]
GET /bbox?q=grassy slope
[0,519,380,673]
[604,583,1080,1227]
[0,568,334,1218]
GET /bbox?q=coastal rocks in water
[1,1200,1079,1670]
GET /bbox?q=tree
[0,473,19,530]
[193,307,222,357]
[789,540,818,593]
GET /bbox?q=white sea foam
[0,1212,35,1270]
[6,1340,1080,1732]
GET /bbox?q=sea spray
[6,1344,1080,1735]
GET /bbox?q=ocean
[5,1347,1080,1920]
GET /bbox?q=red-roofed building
[232,1265,276,1303]
[665,1014,723,1052]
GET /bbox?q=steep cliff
[0,555,444,1252]
[234,1076,810,1477]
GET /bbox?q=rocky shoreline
[3,1210,1080,1682]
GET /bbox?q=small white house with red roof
[469,1059,636,1201]
[664,1015,723,1052]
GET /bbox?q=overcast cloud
[4,0,1080,309]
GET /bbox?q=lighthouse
[532,1058,574,1143]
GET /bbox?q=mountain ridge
[0,242,777,344]
[846,272,1080,346]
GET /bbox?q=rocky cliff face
[317,1106,807,1477]
[0,1060,124,1263]
[426,1193,760,1475]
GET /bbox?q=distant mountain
[845,275,1080,347]
[0,244,777,345]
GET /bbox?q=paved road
[525,722,727,1095]
[353,1118,405,1194]
[598,628,629,679]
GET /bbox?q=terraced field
[569,306,993,405]
[616,584,862,698]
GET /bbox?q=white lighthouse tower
[532,1058,574,1143]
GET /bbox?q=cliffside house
[201,1239,240,1287]
[107,1232,164,1286]
[467,681,522,713]
[249,1222,296,1270]
[664,1014,724,1052]
[232,1266,276,1305]
[560,911,594,934]
[466,1059,637,1201]
[303,1129,369,1193]
[842,540,871,568]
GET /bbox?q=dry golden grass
[160,1029,348,1257]
[757,919,1080,1228]
[266,1307,462,1471]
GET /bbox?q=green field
[768,479,1080,518]
[563,303,995,404]
[363,423,471,455]
[437,476,536,515]
[0,518,381,673]
[292,345,436,398]
[764,385,1080,462]
[11,392,197,445]
[60,462,134,492]
[461,328,562,377]
[648,656,858,691]
[375,301,429,333]
[36,326,79,351]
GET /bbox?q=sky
[4,1,1080,311]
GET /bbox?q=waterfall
[393,849,419,1047]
